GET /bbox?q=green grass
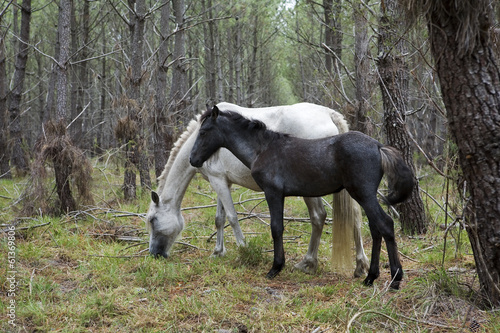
[0,161,498,332]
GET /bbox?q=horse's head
[146,191,185,258]
[190,105,224,168]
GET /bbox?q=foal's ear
[151,191,160,206]
[211,105,220,119]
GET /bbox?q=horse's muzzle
[189,157,203,168]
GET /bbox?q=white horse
[146,102,369,276]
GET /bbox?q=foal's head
[189,105,226,167]
[190,105,270,168]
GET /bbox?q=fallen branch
[88,254,146,259]
[2,221,51,233]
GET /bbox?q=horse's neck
[159,134,197,208]
[222,124,271,168]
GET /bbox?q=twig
[88,254,146,259]
[2,221,50,232]
[345,310,402,332]
[396,313,460,330]
[122,241,148,251]
[175,241,209,252]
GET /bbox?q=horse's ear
[151,191,160,206]
[206,103,211,112]
[211,105,220,119]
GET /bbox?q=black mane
[201,108,289,140]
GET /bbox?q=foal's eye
[199,130,206,137]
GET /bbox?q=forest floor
[1,159,499,332]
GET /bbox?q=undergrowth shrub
[238,237,265,267]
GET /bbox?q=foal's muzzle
[189,157,203,168]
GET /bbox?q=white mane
[156,114,201,194]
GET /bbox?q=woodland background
[1,0,500,331]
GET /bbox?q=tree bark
[153,0,173,180]
[323,0,342,75]
[378,0,427,235]
[352,0,370,134]
[0,12,10,178]
[422,0,500,306]
[8,0,31,176]
[169,0,187,108]
[122,0,151,200]
[203,0,216,102]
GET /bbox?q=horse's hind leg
[353,203,370,278]
[294,197,326,274]
[361,199,403,289]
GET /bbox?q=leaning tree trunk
[378,0,427,235]
[419,0,500,306]
[8,0,31,176]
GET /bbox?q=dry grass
[0,160,498,332]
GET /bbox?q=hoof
[389,280,401,290]
[363,277,373,287]
[211,249,226,257]
[294,259,318,275]
[266,268,281,279]
[354,258,370,278]
[363,273,378,287]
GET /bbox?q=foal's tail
[379,146,415,205]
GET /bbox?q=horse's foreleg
[265,191,285,279]
[213,198,227,256]
[209,178,246,256]
[294,197,326,274]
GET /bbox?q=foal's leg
[362,200,403,289]
[294,197,326,274]
[264,191,286,279]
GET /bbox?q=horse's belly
[220,149,262,191]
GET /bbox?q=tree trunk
[204,0,216,102]
[170,0,187,107]
[0,12,10,178]
[378,0,427,235]
[247,12,258,107]
[323,0,342,75]
[352,0,370,134]
[8,0,31,176]
[153,0,173,180]
[122,0,151,200]
[54,0,77,213]
[69,0,89,146]
[235,16,242,105]
[422,0,500,306]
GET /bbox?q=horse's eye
[199,130,206,137]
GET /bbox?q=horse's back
[216,102,342,138]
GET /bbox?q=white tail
[329,110,363,275]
